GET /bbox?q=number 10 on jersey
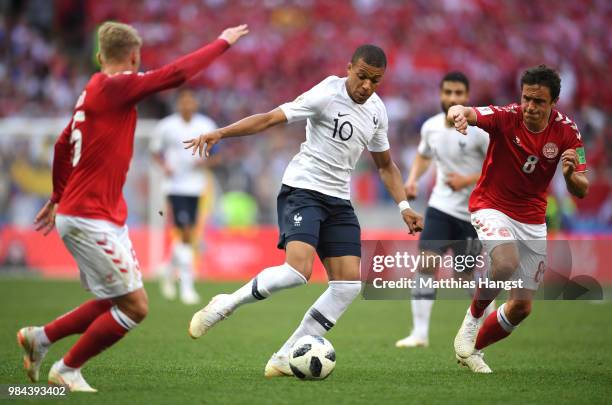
[332,119,353,141]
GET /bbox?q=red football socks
[44,299,113,343]
[475,306,514,350]
[63,310,129,369]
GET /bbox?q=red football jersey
[51,39,229,226]
[470,104,587,224]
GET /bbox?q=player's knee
[178,227,193,244]
[492,256,519,280]
[285,243,316,280]
[130,299,149,322]
[118,295,149,323]
[287,260,313,281]
[506,300,532,323]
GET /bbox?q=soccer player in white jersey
[395,72,495,353]
[184,45,424,377]
[151,89,218,305]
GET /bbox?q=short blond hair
[98,21,142,64]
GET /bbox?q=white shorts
[471,209,547,291]
[56,214,143,299]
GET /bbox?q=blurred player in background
[151,89,218,305]
[18,21,248,392]
[395,72,494,350]
[185,45,424,377]
[450,65,589,373]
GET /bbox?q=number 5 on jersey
[70,111,85,167]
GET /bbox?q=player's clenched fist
[561,149,578,177]
[218,24,249,45]
[401,208,424,235]
[447,105,468,135]
[184,130,222,157]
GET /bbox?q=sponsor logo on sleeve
[476,106,494,116]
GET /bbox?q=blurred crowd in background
[0,0,610,232]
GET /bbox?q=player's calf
[189,263,307,339]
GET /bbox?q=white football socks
[173,242,196,295]
[410,272,436,341]
[227,263,307,311]
[276,281,361,358]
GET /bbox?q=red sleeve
[472,104,518,135]
[103,38,230,105]
[50,122,73,203]
[562,116,588,172]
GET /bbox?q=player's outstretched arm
[561,149,589,198]
[371,150,424,234]
[447,105,477,135]
[184,108,288,157]
[112,25,249,105]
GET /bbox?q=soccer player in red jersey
[448,65,589,373]
[16,21,248,392]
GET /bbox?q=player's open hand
[446,172,469,191]
[448,105,468,135]
[34,200,57,236]
[219,24,249,46]
[404,180,418,200]
[401,208,424,235]
[184,131,222,158]
[561,149,578,177]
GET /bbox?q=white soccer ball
[289,335,336,380]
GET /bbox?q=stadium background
[0,0,610,280]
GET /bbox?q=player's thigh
[471,209,520,280]
[418,207,456,273]
[322,255,361,281]
[449,215,482,275]
[276,185,326,253]
[168,194,199,242]
[56,215,144,299]
[317,200,361,260]
[513,241,547,291]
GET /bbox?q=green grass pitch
[1,279,611,404]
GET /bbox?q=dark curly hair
[520,64,561,100]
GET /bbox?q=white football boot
[454,307,485,358]
[48,360,97,392]
[456,350,493,374]
[264,353,293,378]
[17,326,50,383]
[188,294,233,339]
[395,334,429,348]
[180,289,201,306]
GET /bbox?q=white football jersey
[418,112,489,222]
[279,76,389,200]
[150,113,217,196]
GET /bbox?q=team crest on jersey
[542,142,559,159]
